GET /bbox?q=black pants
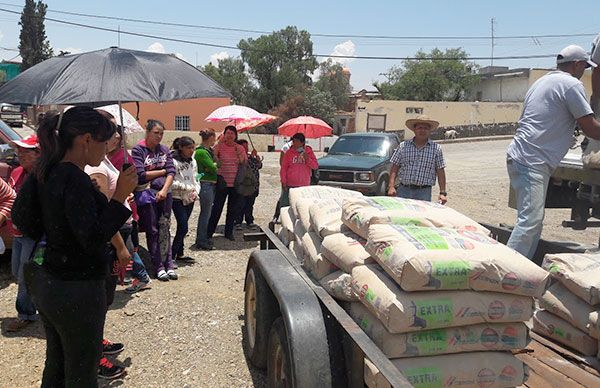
[105,225,133,307]
[25,263,106,388]
[236,191,258,225]
[207,186,239,238]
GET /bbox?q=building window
[175,115,190,131]
[405,107,423,114]
[367,114,386,132]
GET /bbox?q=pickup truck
[0,103,24,128]
[316,133,400,196]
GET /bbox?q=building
[333,89,383,134]
[123,97,231,133]
[471,66,593,102]
[354,100,522,139]
[0,61,21,83]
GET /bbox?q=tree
[19,0,53,71]
[374,48,479,101]
[298,87,336,125]
[238,26,318,112]
[201,57,254,106]
[315,60,351,110]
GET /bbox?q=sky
[0,0,599,91]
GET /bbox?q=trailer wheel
[267,317,292,388]
[244,265,278,369]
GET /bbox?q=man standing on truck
[506,44,600,259]
[387,115,447,204]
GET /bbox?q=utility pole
[491,18,496,66]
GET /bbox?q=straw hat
[405,115,439,131]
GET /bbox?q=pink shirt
[214,142,247,187]
[86,157,132,223]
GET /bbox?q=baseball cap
[12,134,39,149]
[556,45,597,68]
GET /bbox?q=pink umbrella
[236,114,277,132]
[278,116,333,138]
[205,104,263,123]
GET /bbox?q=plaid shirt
[390,139,445,186]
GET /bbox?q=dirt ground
[0,138,597,387]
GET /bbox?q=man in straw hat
[506,44,600,259]
[387,114,447,203]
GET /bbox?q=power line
[0,1,596,41]
[0,8,559,62]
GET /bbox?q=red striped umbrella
[205,104,263,123]
[236,114,277,132]
[278,116,332,138]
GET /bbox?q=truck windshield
[329,136,390,157]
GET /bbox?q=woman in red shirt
[207,126,247,241]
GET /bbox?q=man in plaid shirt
[387,115,448,203]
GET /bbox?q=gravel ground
[0,138,597,387]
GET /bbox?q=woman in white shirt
[170,136,200,263]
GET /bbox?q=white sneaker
[157,270,169,281]
[167,270,178,280]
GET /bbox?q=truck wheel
[376,178,388,196]
[267,317,292,388]
[244,266,278,369]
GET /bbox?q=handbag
[234,162,258,196]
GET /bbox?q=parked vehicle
[0,103,24,127]
[0,119,23,254]
[316,133,400,196]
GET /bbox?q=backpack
[234,162,258,196]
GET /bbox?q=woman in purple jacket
[132,120,177,281]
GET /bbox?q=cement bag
[309,198,352,237]
[319,271,356,302]
[539,281,600,339]
[293,219,307,245]
[294,198,321,231]
[321,232,374,274]
[365,352,527,388]
[582,76,600,169]
[280,206,295,238]
[342,196,488,239]
[363,358,383,388]
[301,232,337,280]
[532,310,598,356]
[542,251,600,305]
[366,224,549,297]
[351,265,533,334]
[289,186,362,219]
[288,241,304,263]
[349,302,529,358]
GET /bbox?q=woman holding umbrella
[132,119,177,281]
[207,126,247,241]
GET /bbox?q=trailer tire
[267,317,293,388]
[244,265,278,369]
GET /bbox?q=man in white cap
[388,114,447,203]
[506,44,600,259]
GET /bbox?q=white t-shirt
[507,70,593,171]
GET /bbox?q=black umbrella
[0,47,232,159]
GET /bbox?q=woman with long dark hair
[207,125,246,241]
[170,136,199,262]
[12,106,138,387]
[131,119,176,281]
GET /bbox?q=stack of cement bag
[278,186,365,301]
[340,196,552,388]
[533,252,600,357]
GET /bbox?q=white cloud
[209,51,230,66]
[328,40,356,65]
[146,42,166,54]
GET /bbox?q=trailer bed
[516,332,600,387]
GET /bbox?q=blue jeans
[196,182,215,245]
[172,199,195,257]
[397,185,432,201]
[506,158,552,260]
[11,236,37,321]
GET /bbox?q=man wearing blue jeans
[507,44,600,259]
[388,115,447,204]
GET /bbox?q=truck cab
[316,132,400,195]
